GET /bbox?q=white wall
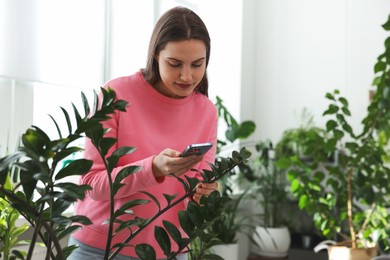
[241,0,390,143]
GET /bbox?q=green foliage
[206,190,254,244]
[274,108,329,161]
[0,86,252,259]
[187,95,257,253]
[281,14,390,250]
[0,176,29,260]
[215,96,256,155]
[239,140,290,228]
[131,148,252,260]
[0,87,129,259]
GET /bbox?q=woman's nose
[180,67,192,82]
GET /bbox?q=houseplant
[281,14,390,260]
[208,190,254,260]
[186,96,256,259]
[214,95,256,195]
[0,87,252,260]
[239,139,292,257]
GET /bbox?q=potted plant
[208,190,255,260]
[197,95,256,260]
[281,15,390,260]
[238,139,292,257]
[0,88,253,260]
[274,108,330,162]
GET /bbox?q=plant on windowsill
[0,87,252,260]
[279,14,390,260]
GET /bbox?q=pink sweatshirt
[72,71,218,258]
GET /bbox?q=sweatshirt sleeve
[79,108,162,201]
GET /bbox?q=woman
[68,6,218,260]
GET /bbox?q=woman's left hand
[193,182,219,205]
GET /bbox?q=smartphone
[181,142,213,157]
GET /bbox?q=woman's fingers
[152,149,203,177]
[193,182,219,204]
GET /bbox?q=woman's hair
[142,6,211,96]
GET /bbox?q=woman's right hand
[152,148,203,177]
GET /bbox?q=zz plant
[0,87,251,260]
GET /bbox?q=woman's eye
[192,63,202,68]
[169,63,181,68]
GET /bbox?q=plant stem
[109,158,243,259]
[347,167,356,249]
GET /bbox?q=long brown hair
[142,6,211,96]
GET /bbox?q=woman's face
[155,39,207,99]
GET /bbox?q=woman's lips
[176,83,192,89]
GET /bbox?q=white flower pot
[213,243,239,260]
[252,226,291,257]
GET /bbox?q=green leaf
[139,191,160,211]
[163,220,182,246]
[298,194,308,209]
[54,183,92,201]
[99,137,117,158]
[107,146,136,172]
[326,120,338,131]
[114,165,141,184]
[81,91,90,118]
[55,159,93,180]
[275,157,291,169]
[60,106,72,135]
[72,103,83,126]
[187,201,205,227]
[323,104,339,115]
[63,245,79,259]
[374,60,386,73]
[184,176,200,190]
[237,121,256,139]
[225,126,238,142]
[114,199,149,218]
[57,225,80,241]
[114,218,145,234]
[163,193,177,206]
[49,114,63,139]
[22,127,50,155]
[290,179,300,193]
[70,215,93,225]
[10,250,25,259]
[19,169,38,202]
[52,199,72,216]
[135,243,156,260]
[178,210,195,237]
[382,14,390,30]
[155,226,171,256]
